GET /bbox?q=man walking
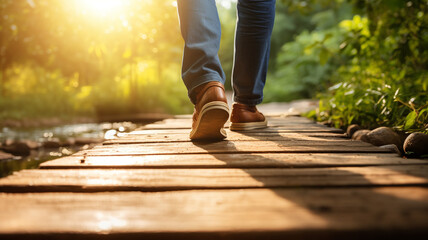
[177,0,276,140]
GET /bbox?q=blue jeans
[177,0,276,105]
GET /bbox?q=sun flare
[75,0,125,16]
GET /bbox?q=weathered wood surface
[80,140,390,156]
[40,153,424,169]
[1,115,428,239]
[138,116,343,132]
[142,124,343,131]
[140,116,317,129]
[130,127,345,134]
[104,131,347,144]
[1,188,428,238]
[1,165,427,192]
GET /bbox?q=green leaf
[404,111,417,130]
[322,33,333,42]
[319,47,330,65]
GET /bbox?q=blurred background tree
[0,0,190,120]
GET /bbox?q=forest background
[0,0,427,133]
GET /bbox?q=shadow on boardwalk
[191,128,428,237]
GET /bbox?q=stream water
[0,122,141,178]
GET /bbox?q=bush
[314,1,428,134]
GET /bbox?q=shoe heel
[190,102,229,140]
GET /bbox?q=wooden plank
[1,165,427,192]
[134,117,344,135]
[125,130,346,137]
[0,187,427,238]
[104,132,347,144]
[80,140,389,156]
[40,153,425,169]
[129,127,345,135]
[140,116,317,129]
[141,123,342,131]
[139,116,336,130]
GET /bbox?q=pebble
[352,129,370,142]
[0,142,31,155]
[0,150,14,160]
[22,140,39,149]
[4,139,14,146]
[61,138,76,147]
[365,127,402,150]
[379,144,402,156]
[346,124,361,138]
[74,137,103,145]
[43,138,61,148]
[403,132,428,156]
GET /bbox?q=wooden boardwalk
[1,115,428,239]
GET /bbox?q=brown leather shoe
[190,81,229,140]
[230,103,267,131]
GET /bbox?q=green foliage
[276,0,427,134]
[265,1,352,102]
[314,0,428,133]
[0,65,83,119]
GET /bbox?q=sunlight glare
[76,0,124,16]
[217,0,236,9]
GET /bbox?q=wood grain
[40,153,424,169]
[129,127,345,135]
[104,132,347,144]
[1,165,427,192]
[141,123,343,131]
[0,187,427,237]
[140,116,317,130]
[81,140,389,156]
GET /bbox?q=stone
[4,139,14,146]
[0,150,14,160]
[22,140,39,149]
[74,137,102,145]
[43,138,61,148]
[1,139,38,155]
[379,144,402,156]
[352,130,370,142]
[319,121,331,126]
[346,124,361,138]
[61,138,76,147]
[0,142,31,155]
[403,132,428,156]
[365,127,402,150]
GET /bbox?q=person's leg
[232,0,276,106]
[177,0,229,140]
[177,0,225,104]
[230,0,276,131]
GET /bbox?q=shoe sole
[229,119,268,131]
[190,101,229,141]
